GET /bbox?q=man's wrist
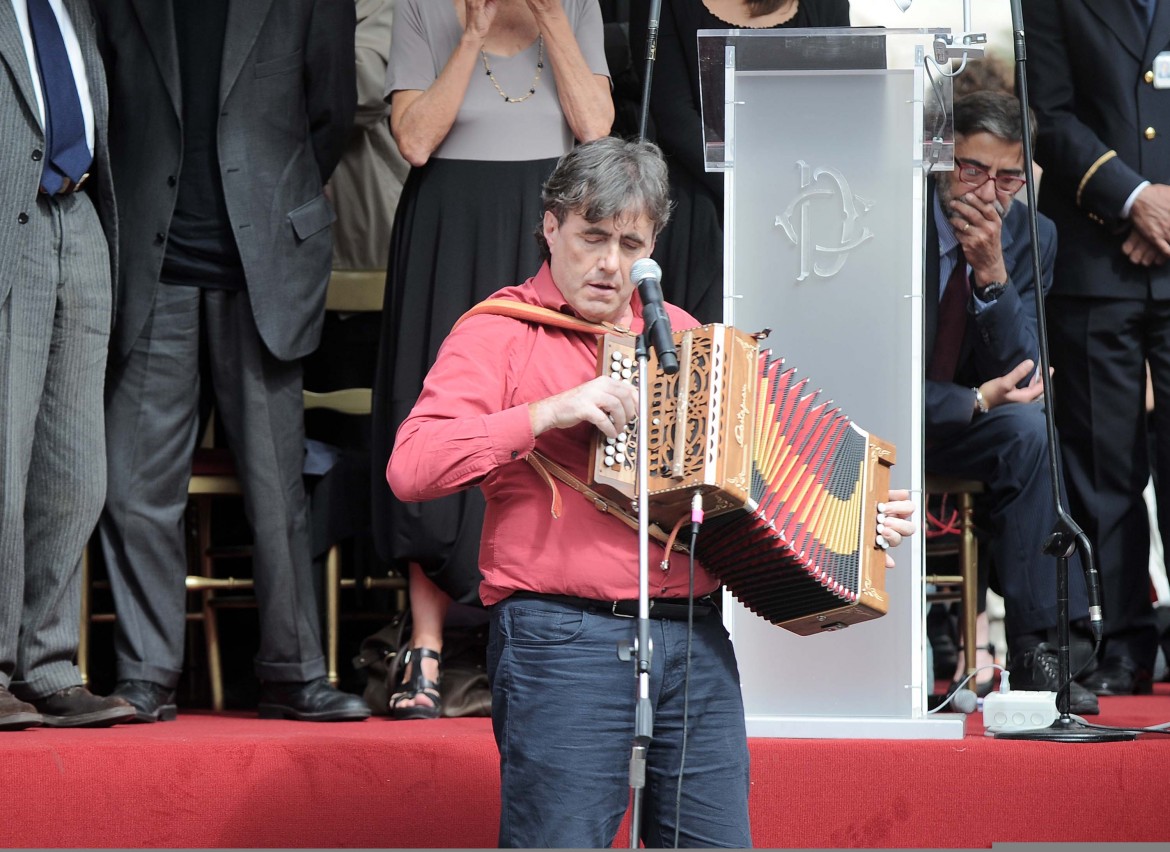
[974,280,1008,303]
[972,387,989,415]
[1123,181,1151,220]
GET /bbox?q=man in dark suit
[0,0,134,729]
[93,0,370,722]
[1024,0,1169,695]
[925,91,1097,714]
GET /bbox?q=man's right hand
[1122,228,1168,268]
[977,358,1046,411]
[528,376,638,439]
[1129,183,1170,256]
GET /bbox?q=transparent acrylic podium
[698,27,961,738]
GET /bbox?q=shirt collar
[529,261,643,331]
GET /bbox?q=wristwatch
[972,387,989,415]
[974,280,1008,303]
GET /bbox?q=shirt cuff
[1122,181,1151,219]
[485,404,537,466]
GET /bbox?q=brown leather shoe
[30,685,137,728]
[0,685,42,731]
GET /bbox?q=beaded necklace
[480,34,544,103]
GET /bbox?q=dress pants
[1047,294,1165,670]
[488,595,752,849]
[0,192,111,698]
[99,284,326,689]
[926,400,1089,641]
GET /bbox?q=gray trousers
[0,192,111,699]
[99,284,325,688]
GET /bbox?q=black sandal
[388,647,442,720]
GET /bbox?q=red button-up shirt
[387,262,720,606]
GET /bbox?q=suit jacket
[94,0,356,363]
[1024,0,1170,300]
[924,180,1057,439]
[328,0,408,271]
[0,0,117,299]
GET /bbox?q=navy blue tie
[26,0,91,193]
[1136,0,1157,27]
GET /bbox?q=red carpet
[3,686,1169,848]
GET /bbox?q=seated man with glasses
[925,90,1097,714]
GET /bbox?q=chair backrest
[304,269,387,417]
[324,269,386,314]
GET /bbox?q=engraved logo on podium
[775,160,875,282]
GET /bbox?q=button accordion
[589,324,896,635]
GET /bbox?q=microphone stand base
[993,715,1135,743]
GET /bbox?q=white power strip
[982,690,1059,733]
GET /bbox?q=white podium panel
[698,28,961,738]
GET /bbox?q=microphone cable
[1065,717,1170,737]
[1054,634,1102,698]
[927,666,1007,715]
[672,491,705,849]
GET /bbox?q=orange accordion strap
[453,298,629,337]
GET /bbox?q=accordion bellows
[589,324,895,635]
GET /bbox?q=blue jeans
[488,595,752,848]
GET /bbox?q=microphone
[951,688,978,715]
[631,258,678,376]
[1075,533,1104,641]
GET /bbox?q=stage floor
[3,687,1169,848]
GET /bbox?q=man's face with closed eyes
[543,208,656,326]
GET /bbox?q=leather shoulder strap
[453,298,631,337]
[526,451,690,556]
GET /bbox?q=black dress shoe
[0,685,42,731]
[1008,643,1100,715]
[112,679,178,723]
[257,677,371,722]
[29,685,137,728]
[1078,656,1153,696]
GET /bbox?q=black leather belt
[506,591,718,621]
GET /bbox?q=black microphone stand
[994,0,1132,743]
[635,0,662,142]
[619,333,655,847]
[620,2,669,843]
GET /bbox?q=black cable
[1069,719,1170,736]
[1055,636,1101,695]
[671,507,702,848]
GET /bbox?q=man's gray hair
[953,89,1037,148]
[536,136,673,260]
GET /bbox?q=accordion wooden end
[589,324,897,635]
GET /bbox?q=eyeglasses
[955,159,1026,194]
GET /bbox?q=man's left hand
[878,488,915,569]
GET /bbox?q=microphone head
[951,688,978,714]
[631,257,661,284]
